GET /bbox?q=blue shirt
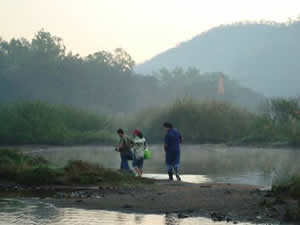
[164,128,181,152]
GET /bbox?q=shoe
[176,174,181,181]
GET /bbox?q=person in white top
[132,129,146,177]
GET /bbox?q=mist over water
[27,144,300,187]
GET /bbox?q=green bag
[144,148,152,160]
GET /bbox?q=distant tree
[31,29,66,64]
[112,48,135,72]
[0,30,264,113]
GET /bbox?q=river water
[1,144,299,225]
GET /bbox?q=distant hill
[136,20,300,97]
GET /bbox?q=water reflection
[0,199,278,225]
[144,173,212,183]
[0,199,62,225]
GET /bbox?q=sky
[1,0,300,64]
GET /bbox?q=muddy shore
[1,179,298,224]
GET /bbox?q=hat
[133,129,140,136]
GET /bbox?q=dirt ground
[42,180,299,224]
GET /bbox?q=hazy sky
[1,0,300,63]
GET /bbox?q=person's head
[117,128,124,137]
[163,122,173,133]
[133,129,139,136]
[133,129,144,138]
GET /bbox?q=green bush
[131,98,255,143]
[0,149,56,185]
[0,101,116,145]
[245,97,300,146]
[273,176,300,200]
[0,149,50,179]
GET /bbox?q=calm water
[1,144,299,225]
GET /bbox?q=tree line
[0,30,264,114]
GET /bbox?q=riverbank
[1,147,300,223]
[0,148,154,186]
[0,180,298,224]
[43,182,300,224]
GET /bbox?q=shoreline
[0,142,298,151]
[0,145,299,224]
[0,179,298,224]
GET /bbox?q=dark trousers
[120,152,130,170]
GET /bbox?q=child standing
[132,129,146,177]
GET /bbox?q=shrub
[0,101,116,145]
[131,98,255,143]
[0,149,49,179]
[273,176,300,200]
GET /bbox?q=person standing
[163,122,182,181]
[132,129,146,177]
[115,128,134,172]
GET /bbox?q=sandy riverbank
[36,180,297,224]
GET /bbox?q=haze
[1,0,300,63]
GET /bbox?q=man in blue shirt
[163,122,182,181]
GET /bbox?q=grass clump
[0,149,153,186]
[0,149,63,185]
[0,149,49,179]
[273,176,300,200]
[64,160,153,185]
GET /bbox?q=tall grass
[0,98,299,146]
[0,101,117,145]
[130,97,300,146]
[131,98,255,143]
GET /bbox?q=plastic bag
[144,148,152,160]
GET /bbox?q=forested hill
[136,20,300,97]
[0,30,264,113]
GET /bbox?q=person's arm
[128,137,134,148]
[164,134,169,152]
[115,138,123,152]
[122,136,134,150]
[134,137,146,144]
[178,132,182,144]
[118,137,126,152]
